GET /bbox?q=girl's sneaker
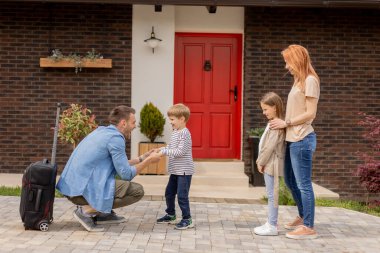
[156,214,177,224]
[254,222,278,236]
[174,218,194,230]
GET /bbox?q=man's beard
[124,131,131,140]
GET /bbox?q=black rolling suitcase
[19,103,61,231]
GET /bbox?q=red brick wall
[244,7,380,200]
[0,2,132,173]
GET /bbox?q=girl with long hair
[254,92,285,236]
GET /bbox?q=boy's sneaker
[254,222,278,236]
[174,218,194,230]
[73,207,104,232]
[284,216,303,230]
[156,214,177,224]
[286,225,318,239]
[94,210,126,225]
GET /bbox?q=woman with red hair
[270,45,320,239]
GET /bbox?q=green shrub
[247,127,265,138]
[278,177,296,206]
[139,102,166,142]
[58,104,98,148]
[262,178,295,205]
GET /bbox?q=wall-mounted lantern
[144,26,162,54]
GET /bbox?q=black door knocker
[204,60,212,71]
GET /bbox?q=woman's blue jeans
[165,174,192,219]
[284,132,317,228]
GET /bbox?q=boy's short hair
[167,103,190,122]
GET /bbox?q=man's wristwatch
[138,156,143,163]
[286,119,291,126]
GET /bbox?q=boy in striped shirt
[156,103,195,229]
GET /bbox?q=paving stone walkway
[0,196,379,253]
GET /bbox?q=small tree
[58,104,98,148]
[355,112,380,205]
[139,102,165,142]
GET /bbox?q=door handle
[230,85,238,101]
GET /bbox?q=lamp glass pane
[147,39,159,48]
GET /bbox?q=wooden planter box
[138,142,166,175]
[39,58,112,68]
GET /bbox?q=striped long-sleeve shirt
[161,127,195,175]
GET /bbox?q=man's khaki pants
[67,180,144,210]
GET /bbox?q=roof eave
[5,0,380,9]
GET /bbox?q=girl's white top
[259,123,270,153]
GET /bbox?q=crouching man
[57,105,161,232]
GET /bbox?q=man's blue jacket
[56,125,137,213]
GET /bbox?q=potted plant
[138,102,166,174]
[247,127,265,186]
[58,104,98,149]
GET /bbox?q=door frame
[174,32,242,159]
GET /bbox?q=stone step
[140,184,266,204]
[134,174,249,187]
[136,161,249,187]
[194,161,245,175]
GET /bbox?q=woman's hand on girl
[269,118,287,129]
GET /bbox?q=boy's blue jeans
[284,132,317,228]
[165,174,192,219]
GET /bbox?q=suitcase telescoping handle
[51,103,61,165]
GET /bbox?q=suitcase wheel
[38,221,49,232]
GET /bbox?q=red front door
[174,33,242,159]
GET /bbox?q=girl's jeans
[284,132,317,228]
[165,174,192,219]
[264,173,278,226]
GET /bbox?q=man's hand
[135,152,161,174]
[141,149,154,160]
[153,148,161,153]
[146,151,161,163]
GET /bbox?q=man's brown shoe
[284,216,303,230]
[286,225,318,240]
